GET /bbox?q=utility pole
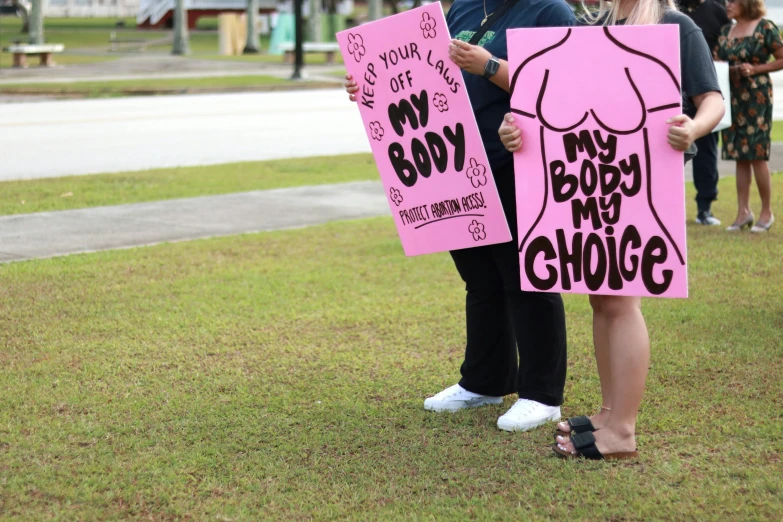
[28,0,43,44]
[291,0,304,79]
[172,0,190,55]
[368,0,382,21]
[243,0,260,53]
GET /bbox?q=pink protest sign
[336,4,511,256]
[507,25,688,298]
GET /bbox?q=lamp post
[291,0,304,80]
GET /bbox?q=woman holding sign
[499,0,724,459]
[345,0,575,432]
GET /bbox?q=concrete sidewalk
[0,148,779,263]
[0,54,345,85]
[0,181,389,263]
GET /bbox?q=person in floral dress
[715,0,783,232]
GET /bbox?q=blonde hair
[582,0,679,26]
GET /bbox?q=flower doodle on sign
[420,13,437,39]
[369,121,385,141]
[433,93,449,112]
[466,158,487,188]
[389,187,404,207]
[346,33,366,63]
[469,220,486,241]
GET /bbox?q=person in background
[716,0,783,232]
[344,0,575,432]
[499,0,724,459]
[683,0,730,226]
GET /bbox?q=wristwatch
[483,56,500,79]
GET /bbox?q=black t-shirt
[584,10,721,118]
[447,0,576,170]
[682,0,730,53]
[660,10,723,118]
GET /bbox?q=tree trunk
[243,0,261,53]
[172,0,190,55]
[28,0,43,44]
[13,0,31,34]
[308,0,322,43]
[368,0,383,21]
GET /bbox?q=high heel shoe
[751,214,775,233]
[726,213,754,231]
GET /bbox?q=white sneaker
[423,384,503,412]
[695,211,721,226]
[497,399,561,432]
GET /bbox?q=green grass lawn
[0,15,343,69]
[0,17,137,30]
[0,16,153,68]
[0,176,781,520]
[771,122,783,143]
[2,149,781,219]
[0,154,377,216]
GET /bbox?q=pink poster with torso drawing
[508,25,688,298]
[336,4,511,256]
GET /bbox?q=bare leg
[557,295,612,433]
[557,296,647,455]
[733,161,753,225]
[751,160,773,223]
[590,296,613,424]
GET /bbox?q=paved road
[0,55,266,84]
[0,55,344,85]
[0,89,369,180]
[3,76,783,181]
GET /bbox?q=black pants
[449,161,567,406]
[693,132,719,213]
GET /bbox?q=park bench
[2,43,64,68]
[278,42,341,64]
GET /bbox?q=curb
[0,80,344,99]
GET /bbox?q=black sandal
[554,415,596,439]
[552,431,638,461]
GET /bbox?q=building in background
[45,0,140,18]
[137,0,276,29]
